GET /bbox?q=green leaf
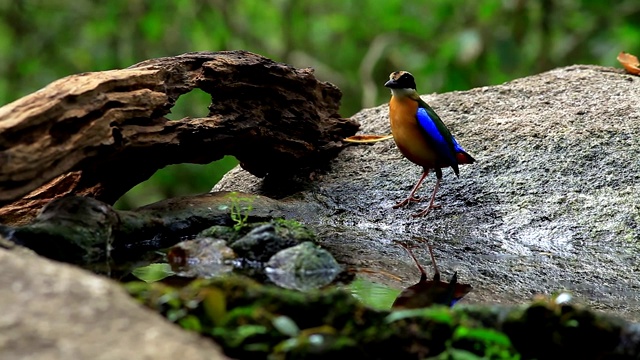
[385,307,453,324]
[229,325,269,347]
[453,327,512,347]
[272,315,300,337]
[202,288,227,326]
[431,348,484,360]
[348,277,400,310]
[131,263,174,283]
[178,315,203,332]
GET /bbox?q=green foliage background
[1,0,638,208]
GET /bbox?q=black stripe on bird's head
[384,71,417,90]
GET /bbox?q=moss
[502,300,622,359]
[125,275,525,359]
[272,218,316,242]
[197,218,316,244]
[198,225,239,241]
[125,275,634,359]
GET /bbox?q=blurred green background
[1,0,638,209]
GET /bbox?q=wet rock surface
[214,65,640,322]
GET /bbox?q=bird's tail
[456,151,476,165]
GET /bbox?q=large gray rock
[0,246,227,359]
[215,65,640,321]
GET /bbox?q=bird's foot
[392,239,418,249]
[392,196,423,208]
[411,203,441,218]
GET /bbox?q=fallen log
[0,50,359,224]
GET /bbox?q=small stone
[265,242,341,291]
[230,224,299,262]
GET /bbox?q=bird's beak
[384,79,397,88]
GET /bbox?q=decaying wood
[0,50,359,224]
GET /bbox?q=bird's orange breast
[389,96,439,168]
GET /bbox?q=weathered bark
[0,50,359,224]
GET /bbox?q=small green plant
[226,192,255,231]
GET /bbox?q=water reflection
[348,277,400,310]
[265,242,342,291]
[167,237,235,278]
[132,236,341,292]
[392,239,472,309]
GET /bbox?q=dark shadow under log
[0,51,359,224]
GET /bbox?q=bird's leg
[426,242,441,282]
[411,169,442,217]
[413,237,440,281]
[395,240,427,283]
[425,241,459,302]
[393,169,429,208]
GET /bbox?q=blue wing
[415,107,456,164]
[451,135,466,153]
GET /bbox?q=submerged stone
[265,242,341,291]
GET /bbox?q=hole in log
[114,155,238,210]
[111,126,123,147]
[165,88,211,121]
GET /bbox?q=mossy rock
[196,219,318,263]
[125,275,636,359]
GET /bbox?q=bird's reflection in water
[392,238,472,309]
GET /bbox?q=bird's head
[384,71,417,97]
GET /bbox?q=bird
[385,71,475,217]
[392,240,472,309]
